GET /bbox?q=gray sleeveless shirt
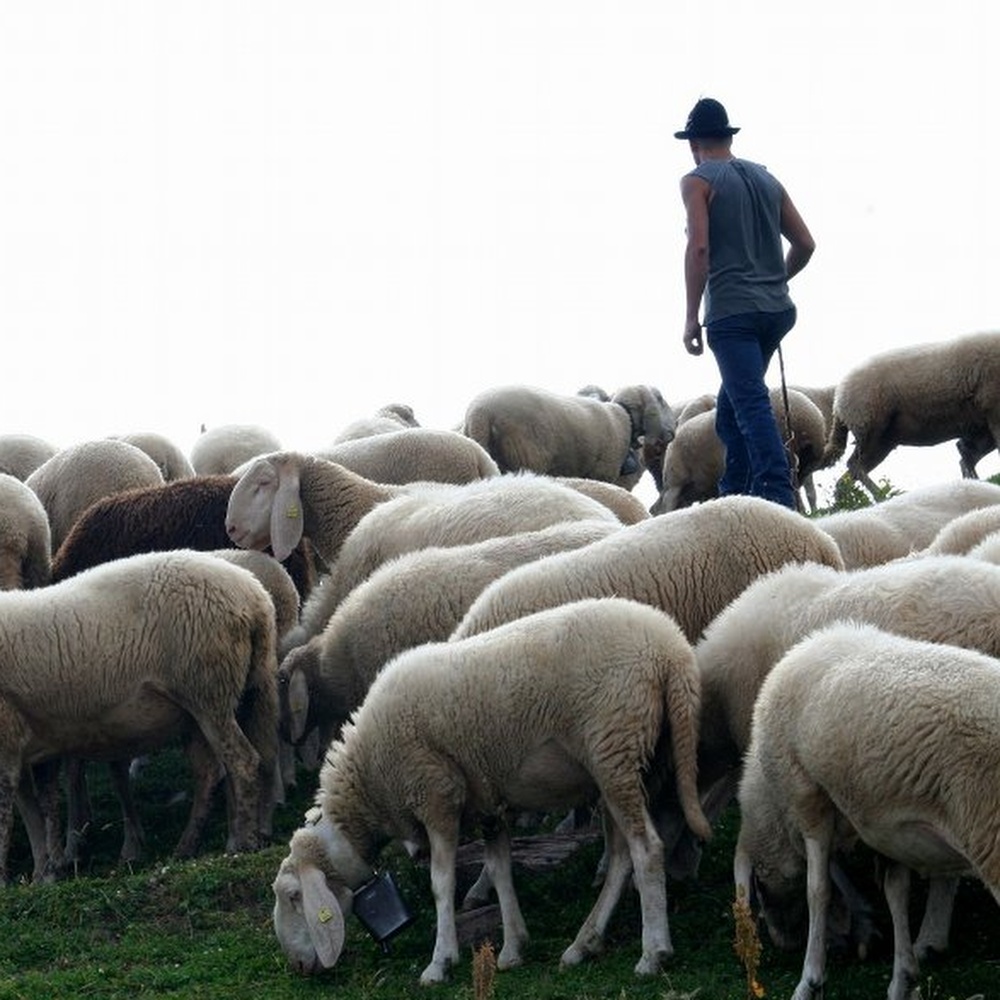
[688,157,793,324]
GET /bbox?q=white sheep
[0,549,279,882]
[25,439,166,552]
[314,427,500,485]
[812,478,1000,568]
[328,403,420,443]
[113,431,196,481]
[279,519,620,747]
[822,330,1000,496]
[227,456,620,636]
[67,546,301,866]
[461,383,675,490]
[649,387,827,515]
[190,423,282,476]
[735,621,1000,1000]
[0,473,51,590]
[272,597,711,982]
[679,553,1000,962]
[0,433,58,481]
[922,502,1000,555]
[452,494,845,646]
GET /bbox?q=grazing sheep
[25,439,165,552]
[649,387,827,515]
[0,550,279,882]
[822,330,1000,496]
[328,403,420,443]
[272,597,711,982]
[812,479,1000,568]
[67,546,301,867]
[735,622,1000,1000]
[0,474,51,590]
[922,503,1000,555]
[461,383,675,490]
[0,434,58,481]
[228,457,620,637]
[190,423,282,476]
[49,475,316,599]
[315,427,500,485]
[672,554,1000,964]
[452,495,845,646]
[279,519,620,747]
[113,431,196,481]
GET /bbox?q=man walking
[677,97,815,509]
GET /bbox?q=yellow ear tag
[286,504,300,519]
[317,906,333,923]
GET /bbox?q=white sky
[2,2,997,507]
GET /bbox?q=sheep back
[190,423,282,475]
[316,427,499,484]
[453,495,845,644]
[26,439,166,552]
[0,434,58,481]
[318,472,620,617]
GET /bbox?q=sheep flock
[3,330,1000,997]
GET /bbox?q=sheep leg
[182,714,260,855]
[792,831,833,1000]
[625,813,671,975]
[63,756,92,864]
[561,807,669,973]
[481,825,529,969]
[0,769,16,885]
[460,864,494,911]
[14,772,50,882]
[31,760,66,882]
[107,759,145,863]
[913,874,958,960]
[883,862,921,1000]
[420,822,461,984]
[174,732,225,858]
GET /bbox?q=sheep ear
[300,864,346,968]
[270,464,305,562]
[287,669,310,744]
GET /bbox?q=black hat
[674,98,740,140]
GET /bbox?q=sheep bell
[351,870,415,950]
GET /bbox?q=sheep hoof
[634,948,671,976]
[419,960,451,985]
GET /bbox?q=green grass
[0,751,997,1000]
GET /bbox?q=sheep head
[226,452,305,562]
[272,820,370,974]
[612,385,676,454]
[273,852,347,974]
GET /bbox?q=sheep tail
[664,664,713,843]
[822,412,849,468]
[237,606,280,771]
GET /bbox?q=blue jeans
[707,307,798,510]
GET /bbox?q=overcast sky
[1,2,996,505]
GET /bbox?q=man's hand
[683,319,704,356]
